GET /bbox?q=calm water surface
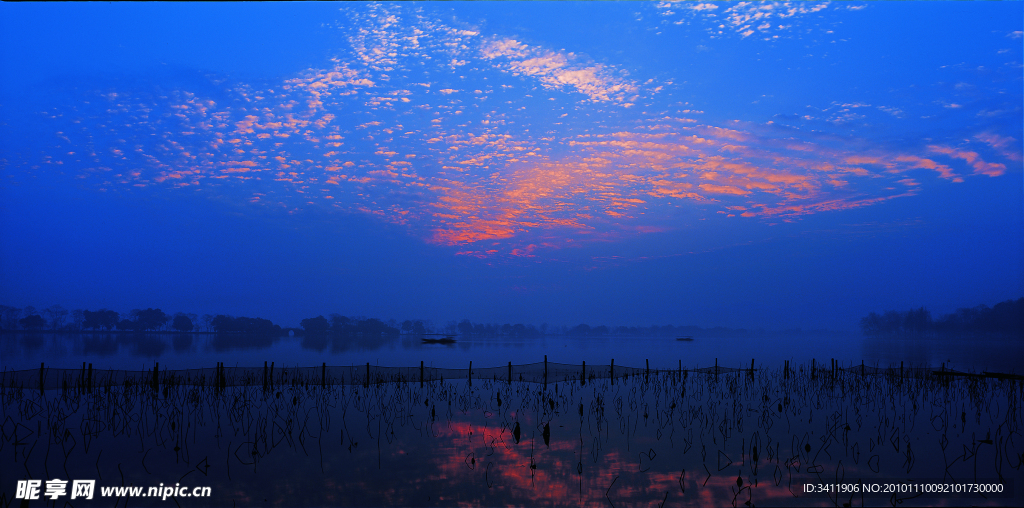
[2,366,1019,506]
[2,331,1021,373]
[3,332,1021,507]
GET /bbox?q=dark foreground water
[2,332,1022,506]
[1,363,1021,507]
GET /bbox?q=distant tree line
[297,314,400,337]
[0,305,234,334]
[860,297,1024,336]
[3,302,804,339]
[0,304,396,338]
[210,315,281,334]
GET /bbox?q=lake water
[2,362,1020,506]
[2,331,1021,374]
[4,332,1022,505]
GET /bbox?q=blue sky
[2,2,1021,330]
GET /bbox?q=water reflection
[1,331,1020,373]
[862,334,1022,372]
[1,365,1019,506]
[172,333,193,352]
[17,333,45,352]
[82,334,118,355]
[208,332,281,352]
[302,334,329,352]
[117,333,167,357]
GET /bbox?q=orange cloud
[699,183,751,195]
[481,37,639,104]
[44,6,1018,260]
[974,132,1022,162]
[928,145,1006,177]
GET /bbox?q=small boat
[675,336,694,341]
[422,336,456,344]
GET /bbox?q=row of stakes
[23,357,962,395]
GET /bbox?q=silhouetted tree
[0,306,20,330]
[904,307,931,334]
[19,314,44,330]
[71,309,85,331]
[353,318,399,336]
[236,317,279,333]
[862,298,1022,336]
[83,309,119,330]
[130,308,169,331]
[860,312,883,335]
[211,314,280,334]
[882,311,903,334]
[988,298,1024,333]
[0,305,13,330]
[172,313,194,332]
[458,319,474,336]
[300,315,330,333]
[44,305,69,330]
[4,307,20,329]
[329,313,350,331]
[569,324,591,336]
[201,314,214,332]
[211,315,234,332]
